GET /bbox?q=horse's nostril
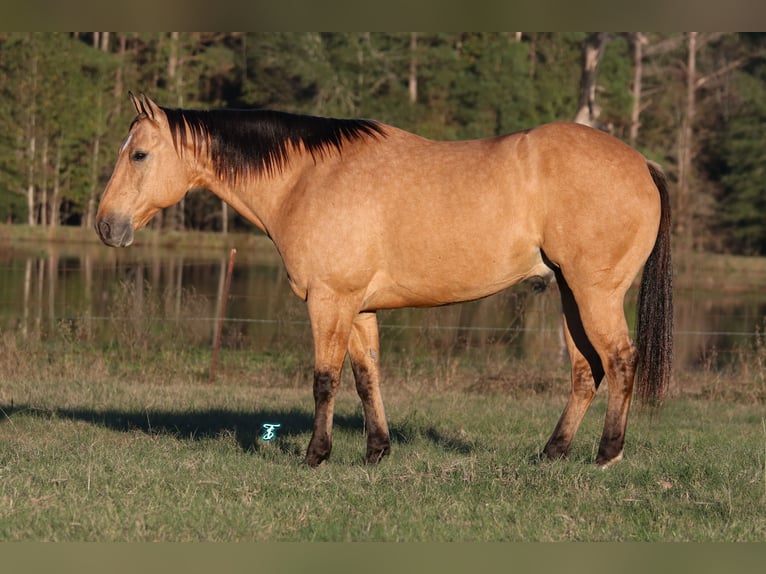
[98,220,111,239]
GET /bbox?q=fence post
[210,248,237,383]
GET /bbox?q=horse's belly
[360,248,551,310]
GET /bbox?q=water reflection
[0,241,764,372]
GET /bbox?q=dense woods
[0,32,764,255]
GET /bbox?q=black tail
[635,162,673,406]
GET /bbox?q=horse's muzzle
[95,214,134,247]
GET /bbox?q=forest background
[0,32,764,256]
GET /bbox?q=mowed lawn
[0,346,764,542]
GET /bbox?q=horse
[96,93,672,468]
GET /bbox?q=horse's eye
[131,151,148,162]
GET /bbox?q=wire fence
[3,309,764,371]
[3,309,763,335]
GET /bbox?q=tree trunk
[83,35,116,229]
[408,32,418,105]
[26,128,36,226]
[40,137,48,226]
[50,139,63,227]
[168,31,181,104]
[165,32,185,231]
[83,84,104,230]
[85,131,100,229]
[573,33,610,127]
[629,33,646,147]
[112,33,127,115]
[677,32,697,240]
[26,38,38,226]
[221,201,229,234]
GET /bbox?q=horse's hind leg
[569,283,638,466]
[543,272,605,460]
[348,311,391,464]
[543,270,637,467]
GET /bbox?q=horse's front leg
[348,311,390,464]
[304,292,357,467]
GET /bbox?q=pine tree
[718,69,766,254]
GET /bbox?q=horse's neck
[195,153,312,238]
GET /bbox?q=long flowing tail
[635,162,674,406]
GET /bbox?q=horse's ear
[128,92,162,122]
[129,91,142,115]
[139,94,161,121]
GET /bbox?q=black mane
[160,106,385,182]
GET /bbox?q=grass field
[0,326,764,541]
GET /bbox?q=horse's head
[95,93,192,247]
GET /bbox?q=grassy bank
[0,222,267,253]
[0,222,284,270]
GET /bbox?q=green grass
[1,333,764,541]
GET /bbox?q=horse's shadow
[0,403,475,461]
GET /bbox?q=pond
[0,237,764,374]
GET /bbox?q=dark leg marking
[351,362,391,464]
[304,369,337,467]
[595,345,637,466]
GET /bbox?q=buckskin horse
[96,93,672,468]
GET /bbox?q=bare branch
[695,58,747,89]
